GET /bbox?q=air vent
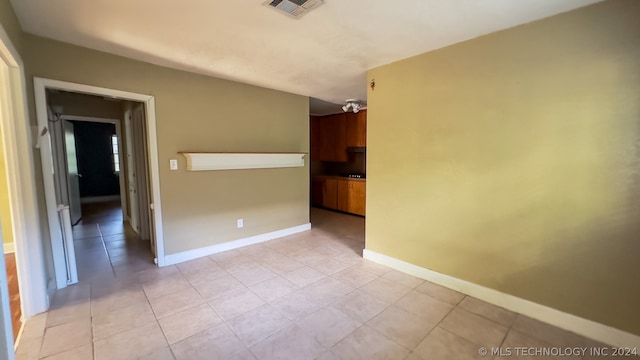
[264,0,324,19]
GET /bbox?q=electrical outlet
[169,159,178,170]
[237,218,244,228]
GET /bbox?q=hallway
[73,201,154,283]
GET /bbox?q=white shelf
[180,152,307,171]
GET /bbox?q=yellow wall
[0,0,20,249]
[22,35,310,255]
[366,0,640,335]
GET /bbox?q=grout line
[96,224,117,277]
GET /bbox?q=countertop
[312,175,366,182]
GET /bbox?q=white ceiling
[11,0,600,114]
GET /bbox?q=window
[111,135,120,173]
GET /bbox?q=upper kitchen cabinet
[311,113,348,162]
[347,109,367,147]
[310,115,322,161]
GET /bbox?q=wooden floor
[5,252,21,343]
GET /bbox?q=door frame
[57,115,127,220]
[0,25,49,323]
[34,78,167,288]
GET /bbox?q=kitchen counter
[312,175,366,182]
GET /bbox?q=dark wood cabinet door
[311,114,348,162]
[323,178,338,209]
[348,181,366,216]
[347,110,367,147]
[310,116,322,162]
[337,179,349,212]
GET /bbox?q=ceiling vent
[264,0,324,19]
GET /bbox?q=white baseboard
[163,223,312,266]
[80,195,120,204]
[14,319,24,351]
[3,242,15,254]
[363,249,640,348]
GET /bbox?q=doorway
[0,26,51,359]
[0,90,20,352]
[45,91,156,282]
[34,78,166,290]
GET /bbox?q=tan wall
[0,0,23,55]
[48,91,124,120]
[0,133,13,246]
[366,0,640,335]
[23,35,310,255]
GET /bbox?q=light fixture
[342,99,361,114]
[50,105,64,122]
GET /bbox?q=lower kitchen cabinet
[323,178,338,209]
[337,179,349,213]
[348,181,366,216]
[312,176,365,216]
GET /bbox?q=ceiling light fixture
[50,105,64,122]
[264,0,324,19]
[342,99,361,114]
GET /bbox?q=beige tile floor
[16,206,627,360]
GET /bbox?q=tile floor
[16,207,627,359]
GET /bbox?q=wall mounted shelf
[179,152,307,171]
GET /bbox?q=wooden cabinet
[312,176,365,216]
[337,179,349,212]
[310,110,366,161]
[310,116,322,162]
[346,109,367,147]
[323,178,338,209]
[348,180,366,216]
[338,178,366,216]
[310,114,348,162]
[311,177,339,210]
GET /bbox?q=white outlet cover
[237,219,244,228]
[170,159,178,170]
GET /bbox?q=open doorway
[0,97,21,352]
[0,27,51,359]
[45,90,155,282]
[36,83,164,288]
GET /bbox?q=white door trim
[0,24,49,320]
[60,115,127,221]
[33,78,166,285]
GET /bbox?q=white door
[63,121,82,225]
[0,222,15,360]
[124,112,139,233]
[132,105,155,254]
